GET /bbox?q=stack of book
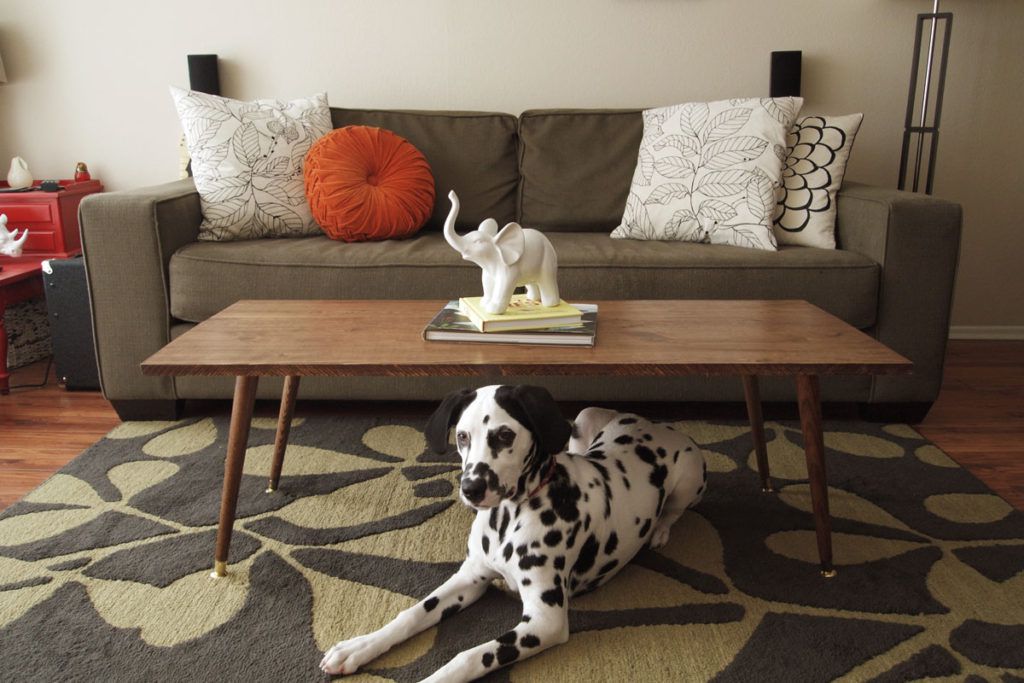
[423,294,598,346]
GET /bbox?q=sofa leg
[858,401,934,425]
[110,399,185,421]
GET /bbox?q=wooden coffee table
[141,299,911,579]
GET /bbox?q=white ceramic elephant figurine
[0,214,29,257]
[443,191,559,315]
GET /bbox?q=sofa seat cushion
[169,233,879,328]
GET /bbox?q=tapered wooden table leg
[795,374,835,577]
[211,375,259,578]
[742,375,771,492]
[267,375,300,492]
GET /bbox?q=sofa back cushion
[331,108,518,231]
[518,109,643,232]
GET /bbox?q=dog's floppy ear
[425,388,477,453]
[511,385,571,457]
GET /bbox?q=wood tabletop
[141,299,912,378]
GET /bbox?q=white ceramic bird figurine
[0,213,29,257]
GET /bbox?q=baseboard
[949,325,1024,340]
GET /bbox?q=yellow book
[458,294,583,332]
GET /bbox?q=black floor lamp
[898,0,953,195]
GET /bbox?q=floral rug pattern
[1,415,1022,682]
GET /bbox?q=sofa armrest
[79,179,201,401]
[836,181,962,403]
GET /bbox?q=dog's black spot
[458,595,464,601]
[497,630,517,644]
[521,614,532,623]
[487,427,516,460]
[543,530,563,547]
[656,446,667,458]
[547,469,581,522]
[573,534,600,575]
[583,492,589,502]
[424,597,439,612]
[481,536,490,553]
[489,507,499,530]
[635,444,657,465]
[623,477,631,490]
[598,559,619,576]
[554,555,565,570]
[584,514,591,531]
[519,554,547,570]
[639,518,652,537]
[540,509,557,526]
[569,577,579,591]
[442,604,461,619]
[615,459,627,474]
[605,532,618,555]
[594,430,604,441]
[619,417,637,425]
[503,542,513,561]
[614,434,633,445]
[686,445,694,451]
[531,541,540,549]
[520,634,541,648]
[542,584,565,607]
[498,507,511,541]
[643,433,653,441]
[483,414,490,424]
[497,644,520,665]
[514,521,522,533]
[516,544,528,557]
[673,451,679,463]
[482,652,494,667]
[635,516,641,525]
[650,464,668,489]
[566,520,582,549]
[529,496,543,510]
[587,449,606,461]
[591,461,610,481]
[522,577,531,586]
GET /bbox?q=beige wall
[0,0,1020,327]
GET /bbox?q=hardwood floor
[1,340,1022,511]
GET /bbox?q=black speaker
[187,54,220,96]
[770,51,802,97]
[42,257,100,390]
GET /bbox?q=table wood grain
[141,300,912,378]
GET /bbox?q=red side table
[0,260,45,393]
[0,178,104,392]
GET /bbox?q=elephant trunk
[443,190,467,253]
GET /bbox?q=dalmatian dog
[320,384,706,681]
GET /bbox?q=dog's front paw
[319,634,383,676]
[649,523,671,549]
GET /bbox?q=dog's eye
[456,431,470,449]
[496,427,516,446]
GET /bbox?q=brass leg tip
[761,485,775,494]
[210,561,228,578]
[265,485,276,493]
[821,568,837,579]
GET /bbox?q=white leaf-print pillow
[170,86,332,242]
[613,97,803,251]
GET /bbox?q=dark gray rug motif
[0,416,1022,682]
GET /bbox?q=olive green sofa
[79,108,962,421]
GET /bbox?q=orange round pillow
[304,126,435,241]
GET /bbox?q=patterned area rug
[1,415,1022,682]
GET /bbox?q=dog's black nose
[460,478,487,504]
